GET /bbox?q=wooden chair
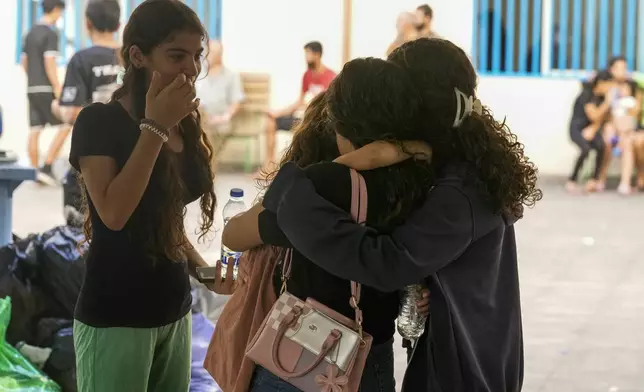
[210,73,271,172]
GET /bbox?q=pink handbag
[245,169,372,392]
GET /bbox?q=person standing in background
[386,12,418,56]
[415,4,439,38]
[21,0,65,185]
[57,0,122,224]
[59,0,122,119]
[197,40,245,155]
[262,41,335,171]
[52,0,122,177]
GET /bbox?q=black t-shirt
[570,86,602,131]
[68,101,206,328]
[60,46,122,107]
[22,24,59,92]
[258,162,400,345]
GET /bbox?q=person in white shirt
[197,40,245,152]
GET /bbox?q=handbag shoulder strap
[348,168,367,336]
[349,168,368,223]
[281,168,369,334]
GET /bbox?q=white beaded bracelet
[139,123,169,143]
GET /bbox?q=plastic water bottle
[397,284,428,341]
[221,188,247,280]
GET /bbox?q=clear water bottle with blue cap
[221,188,246,280]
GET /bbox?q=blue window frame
[122,0,222,39]
[15,0,223,64]
[473,0,642,77]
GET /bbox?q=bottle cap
[230,188,244,198]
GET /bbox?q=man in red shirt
[263,41,336,170]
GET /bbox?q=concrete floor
[9,174,644,392]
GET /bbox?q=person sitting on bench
[262,41,335,172]
[197,40,245,155]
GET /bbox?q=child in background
[598,56,641,194]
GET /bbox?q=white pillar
[541,0,553,75]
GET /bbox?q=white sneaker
[36,170,58,186]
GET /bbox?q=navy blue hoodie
[263,162,524,392]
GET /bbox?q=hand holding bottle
[398,284,429,340]
[205,257,238,295]
[417,288,430,317]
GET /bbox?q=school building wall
[0,0,576,176]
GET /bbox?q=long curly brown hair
[389,39,542,218]
[81,0,216,261]
[326,57,433,230]
[251,92,339,268]
[258,92,339,190]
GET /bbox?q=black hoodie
[263,162,524,392]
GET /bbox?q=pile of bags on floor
[0,296,61,391]
[0,225,222,391]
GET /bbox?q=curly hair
[258,92,339,190]
[326,57,434,229]
[81,0,216,261]
[252,92,340,266]
[389,38,542,218]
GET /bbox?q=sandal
[566,181,581,194]
[585,180,598,193]
[617,183,632,195]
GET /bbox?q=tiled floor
[10,174,644,392]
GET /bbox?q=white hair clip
[453,88,483,128]
[116,68,126,86]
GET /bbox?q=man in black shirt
[58,0,122,224]
[21,0,65,184]
[567,71,614,193]
[59,0,121,121]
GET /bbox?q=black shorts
[28,92,62,128]
[275,115,300,131]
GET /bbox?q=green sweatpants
[73,313,192,392]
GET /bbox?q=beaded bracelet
[139,122,169,143]
[140,119,169,141]
[140,118,167,133]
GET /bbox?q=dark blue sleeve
[263,162,474,292]
[260,162,350,247]
[44,28,59,55]
[258,210,292,247]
